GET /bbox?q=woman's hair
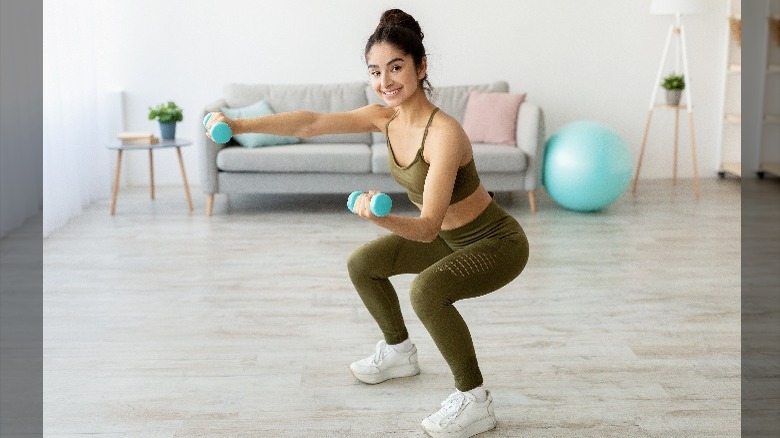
[364,9,432,96]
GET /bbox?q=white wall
[54,0,729,189]
[43,0,116,236]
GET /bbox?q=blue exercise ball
[543,121,633,212]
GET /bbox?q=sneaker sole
[420,415,497,438]
[350,363,420,384]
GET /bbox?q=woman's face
[366,42,426,107]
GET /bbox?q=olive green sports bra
[387,107,481,205]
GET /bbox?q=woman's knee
[410,273,450,320]
[347,245,372,280]
[347,239,394,281]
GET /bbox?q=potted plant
[148,101,183,139]
[661,72,685,106]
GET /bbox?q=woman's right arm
[206,104,393,140]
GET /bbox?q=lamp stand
[632,14,701,198]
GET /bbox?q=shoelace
[436,391,467,426]
[371,341,393,365]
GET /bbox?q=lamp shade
[650,0,707,15]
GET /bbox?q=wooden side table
[633,17,701,199]
[106,138,193,215]
[632,103,701,198]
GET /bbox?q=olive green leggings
[347,200,529,391]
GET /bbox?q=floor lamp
[633,0,706,198]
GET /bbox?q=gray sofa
[200,81,545,215]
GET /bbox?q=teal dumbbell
[202,113,233,144]
[348,191,392,217]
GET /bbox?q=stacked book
[117,132,159,145]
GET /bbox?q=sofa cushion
[218,144,372,173]
[370,143,527,175]
[366,81,510,144]
[221,100,300,148]
[462,92,526,145]
[223,82,371,144]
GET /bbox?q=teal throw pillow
[220,100,300,148]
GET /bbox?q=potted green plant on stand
[661,72,685,106]
[148,101,183,139]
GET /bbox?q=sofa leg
[206,194,214,216]
[527,190,537,213]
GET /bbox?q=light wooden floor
[42,179,744,437]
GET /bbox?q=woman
[206,9,529,437]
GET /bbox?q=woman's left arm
[354,127,466,242]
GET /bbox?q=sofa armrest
[199,100,228,194]
[515,102,546,191]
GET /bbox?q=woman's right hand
[204,112,238,141]
[353,190,384,220]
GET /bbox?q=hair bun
[377,9,424,41]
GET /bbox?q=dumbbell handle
[348,191,392,217]
[203,113,233,144]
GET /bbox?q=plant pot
[665,89,682,106]
[159,122,176,139]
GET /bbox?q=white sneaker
[349,340,420,384]
[420,390,497,438]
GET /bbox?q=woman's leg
[347,234,453,344]
[410,236,529,391]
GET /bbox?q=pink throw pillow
[462,91,526,145]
